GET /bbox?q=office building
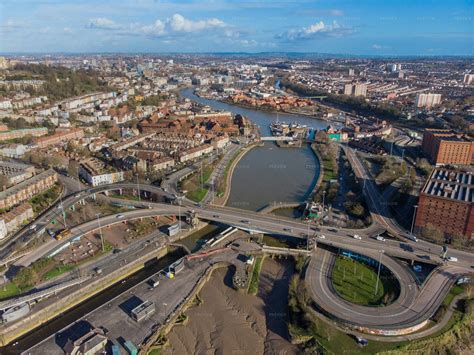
[415,168,474,238]
[421,128,474,166]
[415,93,442,108]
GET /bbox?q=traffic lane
[195,208,473,269]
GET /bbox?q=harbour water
[180,88,327,211]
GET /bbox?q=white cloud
[279,20,353,40]
[372,44,383,49]
[87,17,120,30]
[86,13,226,38]
[169,14,225,32]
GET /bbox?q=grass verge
[248,256,263,294]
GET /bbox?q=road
[306,248,468,333]
[10,196,473,274]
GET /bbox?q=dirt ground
[164,257,298,355]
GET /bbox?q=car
[329,228,338,233]
[116,214,125,219]
[319,235,326,239]
[376,235,385,241]
[241,220,250,224]
[447,256,458,262]
[113,248,122,254]
[29,224,37,231]
[283,227,291,232]
[74,193,81,198]
[213,214,220,218]
[353,234,362,240]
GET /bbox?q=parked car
[319,235,326,239]
[353,234,362,240]
[447,256,458,262]
[376,235,385,241]
[116,214,125,219]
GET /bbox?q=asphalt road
[306,248,467,332]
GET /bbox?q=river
[180,88,329,211]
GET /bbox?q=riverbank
[159,258,297,355]
[196,91,345,125]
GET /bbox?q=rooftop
[421,168,474,203]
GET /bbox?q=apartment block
[415,168,474,238]
[0,161,35,187]
[178,144,213,163]
[421,128,474,166]
[35,128,84,148]
[0,169,58,210]
[0,127,48,142]
[0,203,34,239]
[415,93,441,108]
[79,158,124,186]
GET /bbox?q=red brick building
[421,128,474,166]
[415,168,474,238]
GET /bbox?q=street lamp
[176,195,183,232]
[96,213,105,252]
[410,205,418,236]
[374,249,385,296]
[136,174,141,202]
[60,196,67,228]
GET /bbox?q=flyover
[306,248,469,335]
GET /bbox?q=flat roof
[421,168,474,203]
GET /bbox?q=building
[421,129,474,166]
[344,83,367,97]
[34,128,84,148]
[0,127,48,142]
[463,74,474,85]
[415,168,474,238]
[0,170,57,210]
[178,144,213,163]
[0,144,29,158]
[415,93,442,108]
[0,203,34,238]
[64,328,108,355]
[79,158,124,186]
[130,300,155,322]
[0,161,35,187]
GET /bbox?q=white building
[415,93,442,108]
[79,158,124,186]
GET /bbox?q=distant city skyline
[1,0,473,56]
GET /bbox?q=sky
[1,0,473,56]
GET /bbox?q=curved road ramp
[306,248,469,336]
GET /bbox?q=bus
[55,229,71,241]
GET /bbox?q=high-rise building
[415,93,441,108]
[344,83,353,95]
[463,74,474,85]
[343,83,367,97]
[421,128,474,166]
[348,68,355,76]
[415,167,474,239]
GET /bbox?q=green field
[331,256,398,306]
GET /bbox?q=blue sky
[1,0,473,55]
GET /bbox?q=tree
[13,267,38,289]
